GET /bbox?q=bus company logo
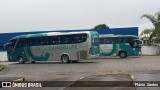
[93,35,98,49]
[2,82,11,87]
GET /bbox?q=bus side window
[36,37,41,45]
[121,37,126,43]
[77,35,82,43]
[81,35,87,42]
[100,38,104,44]
[27,38,37,46]
[70,35,75,44]
[107,38,112,44]
[36,37,47,45]
[121,38,125,43]
[51,36,60,45]
[79,34,86,43]
[112,38,117,44]
[125,37,130,43]
[117,37,122,43]
[122,37,129,43]
[74,35,80,43]
[44,37,50,45]
[16,38,27,48]
[64,36,71,44]
[71,34,87,43]
[104,38,108,44]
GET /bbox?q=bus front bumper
[138,51,142,56]
[91,54,99,59]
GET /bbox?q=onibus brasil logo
[1,82,42,88]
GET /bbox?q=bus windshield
[5,39,17,53]
[133,39,142,48]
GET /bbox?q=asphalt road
[0,56,160,90]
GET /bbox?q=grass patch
[0,64,4,71]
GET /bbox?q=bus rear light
[89,47,92,54]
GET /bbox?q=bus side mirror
[4,43,9,49]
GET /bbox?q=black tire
[31,61,36,63]
[72,61,78,63]
[61,55,70,63]
[18,57,25,64]
[119,51,127,58]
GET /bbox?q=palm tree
[141,11,160,44]
[140,28,153,45]
[140,28,153,37]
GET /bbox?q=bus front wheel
[61,55,70,63]
[31,61,36,63]
[119,51,127,58]
[18,57,25,64]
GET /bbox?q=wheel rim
[19,57,23,63]
[120,52,126,58]
[121,53,125,57]
[62,56,67,62]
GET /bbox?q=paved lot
[0,56,160,90]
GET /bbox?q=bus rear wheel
[72,61,78,63]
[61,55,70,63]
[119,51,127,58]
[18,57,25,64]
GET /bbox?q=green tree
[93,24,109,29]
[140,28,153,37]
[140,28,153,45]
[141,11,160,44]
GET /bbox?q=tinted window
[9,39,17,47]
[108,38,112,44]
[100,38,108,44]
[6,45,14,53]
[105,38,109,44]
[16,38,27,48]
[19,34,87,46]
[63,35,72,44]
[133,41,138,47]
[112,38,118,44]
[100,38,105,44]
[73,34,87,43]
[116,37,130,43]
[36,37,49,45]
[27,38,37,46]
[132,40,141,48]
[50,36,61,45]
[100,38,117,44]
[121,37,129,43]
[100,37,132,44]
[61,34,87,44]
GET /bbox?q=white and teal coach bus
[4,31,100,63]
[99,34,142,58]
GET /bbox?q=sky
[0,0,160,35]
